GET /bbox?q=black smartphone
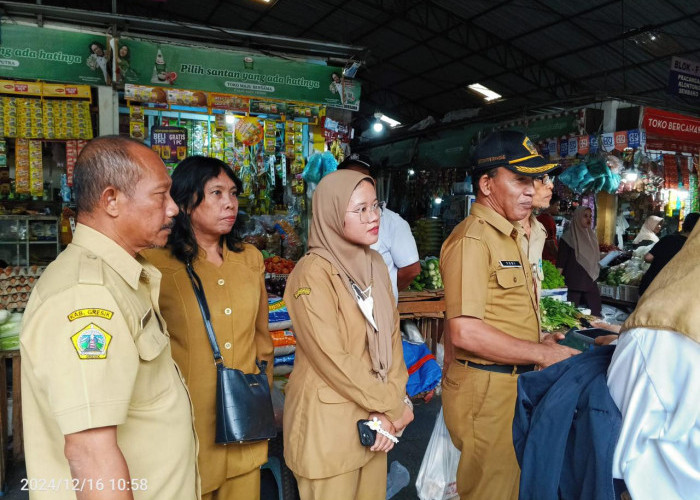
[357,420,376,446]
[571,328,611,343]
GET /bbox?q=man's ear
[478,174,492,196]
[100,187,120,217]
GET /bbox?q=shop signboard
[118,37,360,110]
[643,107,700,144]
[0,24,112,86]
[668,56,700,99]
[150,126,188,165]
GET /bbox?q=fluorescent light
[434,197,443,205]
[467,83,502,102]
[372,121,384,133]
[408,169,415,176]
[378,114,401,128]
[225,114,235,124]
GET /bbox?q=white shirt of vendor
[607,328,699,500]
[371,206,419,303]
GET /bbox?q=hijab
[633,215,662,244]
[561,206,600,280]
[306,170,394,382]
[622,221,700,343]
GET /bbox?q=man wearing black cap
[439,130,578,500]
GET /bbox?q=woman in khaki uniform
[144,156,273,500]
[283,170,413,500]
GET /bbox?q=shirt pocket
[317,385,350,404]
[130,315,174,407]
[495,267,525,289]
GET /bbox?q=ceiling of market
[2,0,700,133]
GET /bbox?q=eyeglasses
[535,174,555,186]
[347,202,383,223]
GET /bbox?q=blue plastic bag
[402,340,442,397]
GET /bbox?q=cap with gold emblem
[472,130,559,177]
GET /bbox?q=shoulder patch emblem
[294,287,311,299]
[71,323,113,359]
[67,308,114,322]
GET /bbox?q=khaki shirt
[518,214,547,300]
[20,224,199,500]
[282,252,408,479]
[440,203,540,364]
[144,244,273,494]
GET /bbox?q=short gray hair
[73,135,145,213]
[473,167,499,196]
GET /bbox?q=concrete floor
[2,396,442,500]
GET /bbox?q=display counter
[397,289,445,354]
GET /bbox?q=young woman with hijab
[632,215,663,247]
[144,156,273,500]
[557,206,602,316]
[283,169,413,500]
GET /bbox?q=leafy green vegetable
[540,297,582,332]
[542,260,565,289]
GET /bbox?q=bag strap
[186,261,224,364]
[185,261,267,375]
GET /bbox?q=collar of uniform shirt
[470,203,520,238]
[72,223,145,290]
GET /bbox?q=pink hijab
[561,206,599,280]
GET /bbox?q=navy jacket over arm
[513,345,621,500]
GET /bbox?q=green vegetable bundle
[0,310,22,351]
[542,260,565,289]
[605,267,625,286]
[409,257,444,291]
[540,297,582,332]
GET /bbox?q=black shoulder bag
[186,262,276,444]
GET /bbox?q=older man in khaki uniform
[519,171,558,301]
[20,136,199,499]
[440,131,578,500]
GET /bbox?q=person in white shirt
[337,154,420,303]
[607,223,700,500]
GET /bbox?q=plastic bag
[415,408,460,500]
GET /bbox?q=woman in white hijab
[632,215,662,246]
[557,206,602,315]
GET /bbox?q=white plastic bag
[415,408,460,500]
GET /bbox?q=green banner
[118,37,361,109]
[0,24,112,86]
[513,115,579,142]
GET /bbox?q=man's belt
[455,359,535,375]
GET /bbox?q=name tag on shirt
[499,260,522,268]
